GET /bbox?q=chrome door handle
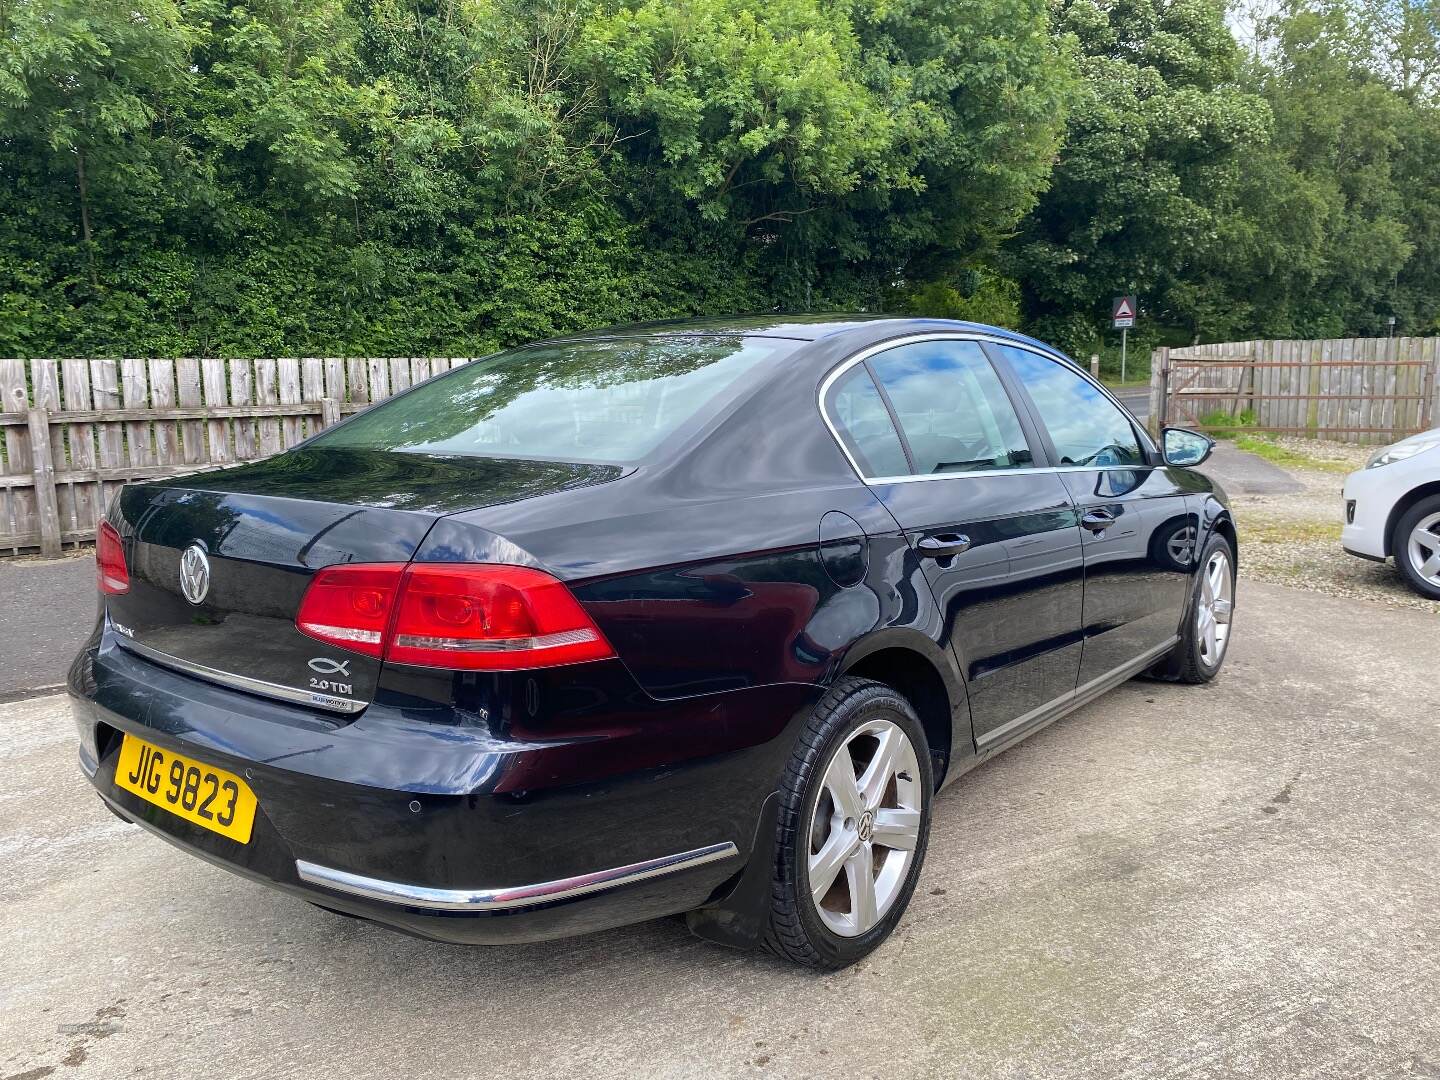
[917,534,972,557]
[1081,509,1116,533]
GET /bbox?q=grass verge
[1232,434,1353,475]
[1239,517,1343,544]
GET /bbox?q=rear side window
[827,365,911,478]
[313,336,798,465]
[995,346,1144,467]
[866,340,1034,475]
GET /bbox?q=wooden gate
[1151,338,1439,443]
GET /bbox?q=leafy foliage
[0,0,1438,357]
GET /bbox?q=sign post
[1111,295,1137,382]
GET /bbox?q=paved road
[1200,443,1303,495]
[0,553,96,700]
[4,582,1438,1079]
[1114,386,1150,423]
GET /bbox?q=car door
[989,344,1196,686]
[823,337,1085,744]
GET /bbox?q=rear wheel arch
[1384,481,1440,557]
[839,639,957,786]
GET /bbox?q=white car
[1342,427,1440,599]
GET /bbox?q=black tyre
[1391,494,1440,600]
[762,677,933,970]
[1162,531,1236,684]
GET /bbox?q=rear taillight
[296,563,615,671]
[97,521,130,594]
[295,564,403,659]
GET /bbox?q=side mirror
[1162,427,1214,467]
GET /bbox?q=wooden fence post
[319,397,341,429]
[27,407,62,557]
[1148,347,1169,435]
[1423,352,1437,431]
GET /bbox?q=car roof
[540,314,1072,358]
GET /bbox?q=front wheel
[1161,532,1236,684]
[1392,494,1440,600]
[762,678,933,970]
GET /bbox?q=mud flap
[684,790,780,950]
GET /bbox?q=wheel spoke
[1212,597,1233,623]
[1202,615,1218,658]
[858,726,903,810]
[822,748,863,820]
[1421,552,1440,580]
[1413,530,1440,556]
[1207,558,1226,600]
[871,807,920,852]
[808,828,852,904]
[845,846,878,931]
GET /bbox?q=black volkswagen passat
[69,317,1235,969]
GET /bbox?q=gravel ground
[1220,438,1440,615]
[1262,436,1372,472]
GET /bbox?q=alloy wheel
[806,718,923,938]
[1196,549,1233,667]
[1166,525,1197,566]
[1407,512,1440,588]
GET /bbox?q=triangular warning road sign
[1113,297,1134,319]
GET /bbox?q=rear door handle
[917,534,972,557]
[1081,509,1116,533]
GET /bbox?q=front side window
[314,335,798,465]
[866,340,1034,475]
[996,346,1145,468]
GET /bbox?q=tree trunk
[76,147,97,287]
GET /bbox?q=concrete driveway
[3,581,1438,1080]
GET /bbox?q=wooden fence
[8,341,1440,556]
[1149,337,1440,443]
[0,357,479,557]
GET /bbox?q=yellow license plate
[115,734,257,844]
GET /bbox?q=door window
[996,346,1145,467]
[866,341,1034,475]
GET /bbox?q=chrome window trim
[295,841,739,912]
[114,633,368,715]
[818,332,1151,485]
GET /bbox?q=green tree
[1005,0,1272,353]
[1235,0,1440,336]
[580,0,1072,306]
[0,0,192,296]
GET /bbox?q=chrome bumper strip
[295,841,740,912]
[114,635,367,715]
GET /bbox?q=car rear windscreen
[312,335,798,465]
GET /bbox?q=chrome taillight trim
[390,627,600,653]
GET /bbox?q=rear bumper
[293,843,738,911]
[69,629,817,945]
